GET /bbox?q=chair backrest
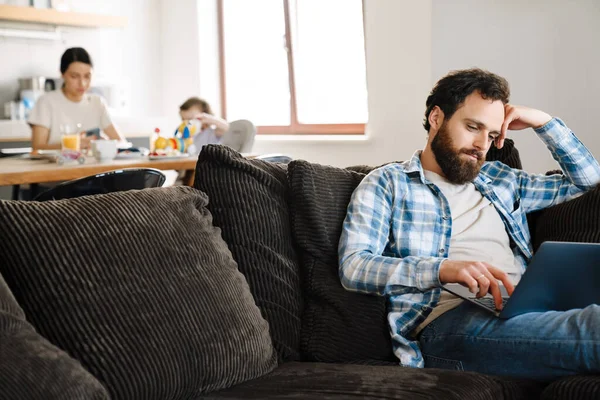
[34,168,166,201]
[255,154,293,164]
[220,119,256,153]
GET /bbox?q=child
[179,97,229,153]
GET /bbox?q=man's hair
[423,68,510,132]
[179,97,213,115]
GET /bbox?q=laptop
[442,241,600,319]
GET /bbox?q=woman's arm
[31,125,60,151]
[102,124,126,142]
[80,124,125,150]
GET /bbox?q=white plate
[115,152,144,159]
[28,150,61,159]
[148,154,191,160]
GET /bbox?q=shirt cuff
[534,117,573,148]
[415,257,444,290]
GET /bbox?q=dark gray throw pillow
[532,185,600,252]
[194,145,303,362]
[0,187,276,399]
[485,138,523,169]
[288,160,397,364]
[0,273,109,400]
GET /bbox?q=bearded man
[338,68,600,380]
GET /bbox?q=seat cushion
[194,145,303,362]
[288,160,396,364]
[205,362,513,400]
[541,375,600,399]
[0,186,276,398]
[0,274,108,400]
[532,185,600,252]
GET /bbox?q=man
[338,68,600,380]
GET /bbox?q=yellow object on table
[62,134,80,151]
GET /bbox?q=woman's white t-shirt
[27,89,113,145]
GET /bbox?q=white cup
[91,140,118,161]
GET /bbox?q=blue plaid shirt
[338,118,600,368]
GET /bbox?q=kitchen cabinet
[0,4,127,28]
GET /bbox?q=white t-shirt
[188,126,222,155]
[193,126,221,148]
[415,170,521,334]
[27,89,113,145]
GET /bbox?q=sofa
[1,143,600,399]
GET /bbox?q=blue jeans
[418,302,600,381]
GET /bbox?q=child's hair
[179,97,213,115]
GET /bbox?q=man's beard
[430,122,484,184]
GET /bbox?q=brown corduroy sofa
[196,144,600,400]
[2,142,600,399]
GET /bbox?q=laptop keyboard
[472,296,508,310]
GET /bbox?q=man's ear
[428,106,444,131]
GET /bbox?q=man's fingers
[501,112,514,139]
[486,275,503,310]
[495,134,505,149]
[464,272,479,294]
[497,273,515,296]
[467,277,478,294]
[472,272,486,297]
[501,104,518,140]
[486,266,515,307]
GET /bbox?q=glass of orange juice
[60,123,81,152]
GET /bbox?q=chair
[220,119,256,153]
[255,154,293,164]
[34,168,166,201]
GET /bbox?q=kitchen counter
[0,116,178,142]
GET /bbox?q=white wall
[0,0,162,118]
[162,0,433,168]
[250,0,433,167]
[4,1,597,171]
[432,0,600,173]
[160,0,202,119]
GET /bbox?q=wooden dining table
[0,155,199,199]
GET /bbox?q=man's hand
[496,104,552,149]
[439,260,515,310]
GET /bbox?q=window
[219,0,368,134]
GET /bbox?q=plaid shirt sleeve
[516,117,600,213]
[338,167,444,296]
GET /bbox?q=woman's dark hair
[60,47,93,74]
[423,68,510,132]
[179,97,213,115]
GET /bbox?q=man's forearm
[339,251,445,296]
[535,117,600,189]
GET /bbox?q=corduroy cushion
[0,187,276,399]
[0,274,109,400]
[541,375,600,400]
[531,185,600,252]
[194,145,303,361]
[485,138,523,169]
[288,160,397,364]
[205,361,511,400]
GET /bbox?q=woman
[28,47,124,151]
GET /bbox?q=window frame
[217,0,367,135]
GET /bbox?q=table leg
[12,184,20,200]
[182,170,195,187]
[30,183,39,200]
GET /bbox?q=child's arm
[198,114,229,137]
